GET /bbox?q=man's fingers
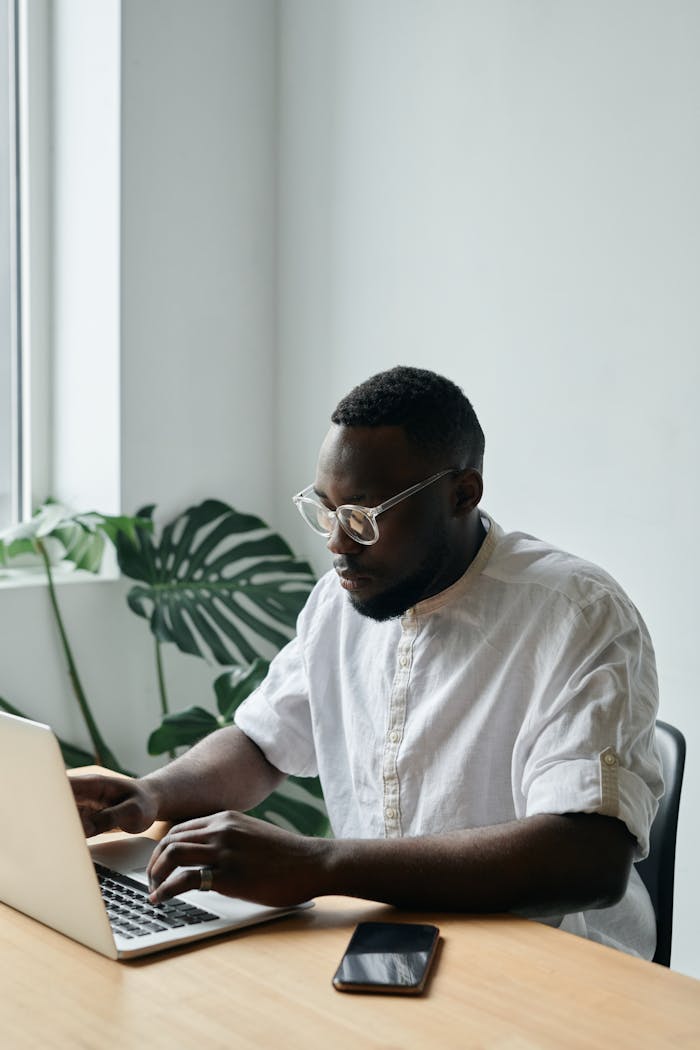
[81,799,142,837]
[147,820,217,872]
[148,841,219,903]
[148,834,216,883]
[148,864,212,904]
[70,774,122,804]
[70,775,153,837]
[79,808,115,837]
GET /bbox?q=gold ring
[198,865,214,892]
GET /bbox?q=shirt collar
[408,511,499,617]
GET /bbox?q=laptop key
[95,861,220,938]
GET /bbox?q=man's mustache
[333,557,365,574]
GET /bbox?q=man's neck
[418,510,488,604]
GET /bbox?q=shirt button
[385,807,396,819]
[603,752,618,767]
[400,656,408,667]
[389,731,399,743]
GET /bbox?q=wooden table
[1,768,699,1048]
[2,885,700,1048]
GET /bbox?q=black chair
[635,720,686,967]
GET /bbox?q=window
[0,0,21,529]
[1,1,121,539]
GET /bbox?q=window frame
[1,0,23,529]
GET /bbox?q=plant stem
[38,539,124,772]
[154,637,175,759]
[154,637,170,718]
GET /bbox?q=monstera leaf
[147,658,271,754]
[246,777,329,838]
[116,501,316,666]
[121,501,327,836]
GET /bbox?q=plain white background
[0,0,697,977]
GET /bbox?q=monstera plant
[0,501,150,772]
[115,500,329,837]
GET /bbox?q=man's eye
[348,509,367,531]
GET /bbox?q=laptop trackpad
[89,836,157,880]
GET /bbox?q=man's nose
[326,519,363,556]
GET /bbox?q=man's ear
[453,469,483,516]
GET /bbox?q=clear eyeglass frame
[292,468,457,546]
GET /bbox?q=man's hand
[146,811,331,907]
[71,774,159,837]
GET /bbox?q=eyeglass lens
[341,507,376,542]
[298,499,376,542]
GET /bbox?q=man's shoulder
[484,518,633,616]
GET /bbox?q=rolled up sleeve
[514,593,663,859]
[235,634,318,778]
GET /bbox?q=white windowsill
[0,545,120,588]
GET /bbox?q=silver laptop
[0,712,311,959]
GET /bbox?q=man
[72,367,663,958]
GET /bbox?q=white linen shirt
[235,513,663,958]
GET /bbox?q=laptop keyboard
[95,862,219,940]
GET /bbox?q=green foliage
[146,658,330,838]
[147,704,222,754]
[0,501,149,577]
[245,781,329,838]
[115,500,316,666]
[0,501,151,772]
[117,504,328,839]
[147,659,270,754]
[1,496,329,839]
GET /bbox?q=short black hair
[331,366,485,469]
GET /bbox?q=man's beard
[347,536,451,622]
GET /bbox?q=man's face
[313,424,464,621]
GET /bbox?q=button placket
[382,610,418,837]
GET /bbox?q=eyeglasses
[292,469,456,546]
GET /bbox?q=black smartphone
[332,921,440,995]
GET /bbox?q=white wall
[0,1,278,772]
[276,0,700,978]
[120,0,278,523]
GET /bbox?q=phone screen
[332,921,440,994]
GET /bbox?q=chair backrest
[634,720,686,966]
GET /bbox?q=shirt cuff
[524,748,659,860]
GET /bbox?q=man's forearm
[315,813,634,916]
[142,726,285,823]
